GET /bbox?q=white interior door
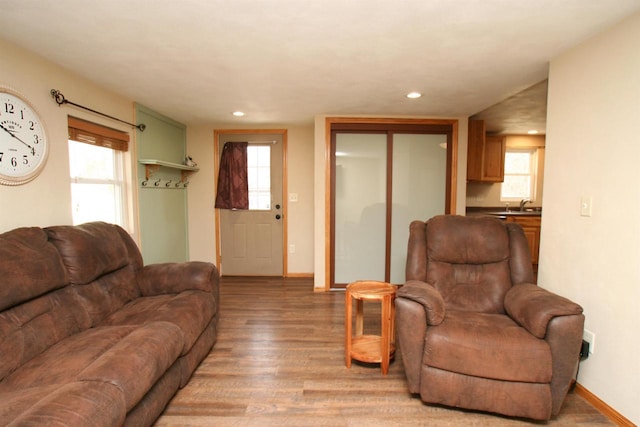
[219,133,283,276]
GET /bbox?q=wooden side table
[345,280,397,375]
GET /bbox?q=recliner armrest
[138,262,218,296]
[505,283,583,338]
[397,280,446,325]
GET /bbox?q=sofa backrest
[0,222,144,382]
[44,222,143,327]
[0,227,77,381]
[405,215,534,314]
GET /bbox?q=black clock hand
[0,123,33,150]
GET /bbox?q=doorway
[327,119,458,289]
[215,130,287,276]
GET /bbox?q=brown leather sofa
[396,215,584,420]
[0,222,219,426]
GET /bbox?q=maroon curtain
[215,142,249,209]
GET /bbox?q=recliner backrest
[406,215,534,313]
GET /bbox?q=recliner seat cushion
[424,310,552,383]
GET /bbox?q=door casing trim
[214,129,288,276]
[324,117,458,290]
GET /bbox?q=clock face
[0,88,49,185]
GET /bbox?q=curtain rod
[50,89,146,132]
[226,140,277,144]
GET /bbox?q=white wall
[186,123,315,275]
[541,11,640,424]
[0,39,138,238]
[313,115,468,290]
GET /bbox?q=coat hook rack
[50,89,146,131]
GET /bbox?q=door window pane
[247,145,271,210]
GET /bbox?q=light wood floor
[155,277,613,427]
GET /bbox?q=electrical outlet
[583,329,595,355]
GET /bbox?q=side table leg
[355,299,364,337]
[345,289,352,368]
[381,294,391,375]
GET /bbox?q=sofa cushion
[101,291,216,355]
[424,310,552,383]
[0,381,126,427]
[0,322,183,411]
[45,222,130,286]
[71,266,141,327]
[0,287,85,381]
[0,227,68,312]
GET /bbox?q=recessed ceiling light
[527,130,539,134]
[232,111,245,117]
[406,92,422,99]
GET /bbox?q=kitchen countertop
[466,207,542,217]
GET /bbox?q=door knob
[275,204,281,210]
[275,214,281,220]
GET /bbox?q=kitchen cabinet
[505,215,541,265]
[467,119,506,182]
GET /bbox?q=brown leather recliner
[396,215,584,420]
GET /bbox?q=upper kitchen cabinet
[467,119,506,182]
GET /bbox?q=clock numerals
[3,103,32,123]
[0,153,33,167]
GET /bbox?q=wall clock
[0,87,49,185]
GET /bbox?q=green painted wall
[136,104,189,264]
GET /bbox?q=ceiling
[1,1,639,129]
[472,79,548,135]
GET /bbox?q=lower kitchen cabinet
[505,215,541,267]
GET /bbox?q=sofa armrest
[396,280,445,325]
[138,262,219,296]
[505,283,583,338]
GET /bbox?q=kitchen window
[500,148,537,201]
[68,117,129,227]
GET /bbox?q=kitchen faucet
[519,199,532,211]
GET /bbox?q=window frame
[500,148,538,202]
[67,116,130,228]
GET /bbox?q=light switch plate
[580,195,592,217]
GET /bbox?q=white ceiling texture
[1,0,639,132]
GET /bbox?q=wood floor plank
[154,277,614,426]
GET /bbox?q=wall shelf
[139,158,199,183]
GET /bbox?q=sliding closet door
[334,133,387,284]
[332,130,449,287]
[389,133,447,283]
